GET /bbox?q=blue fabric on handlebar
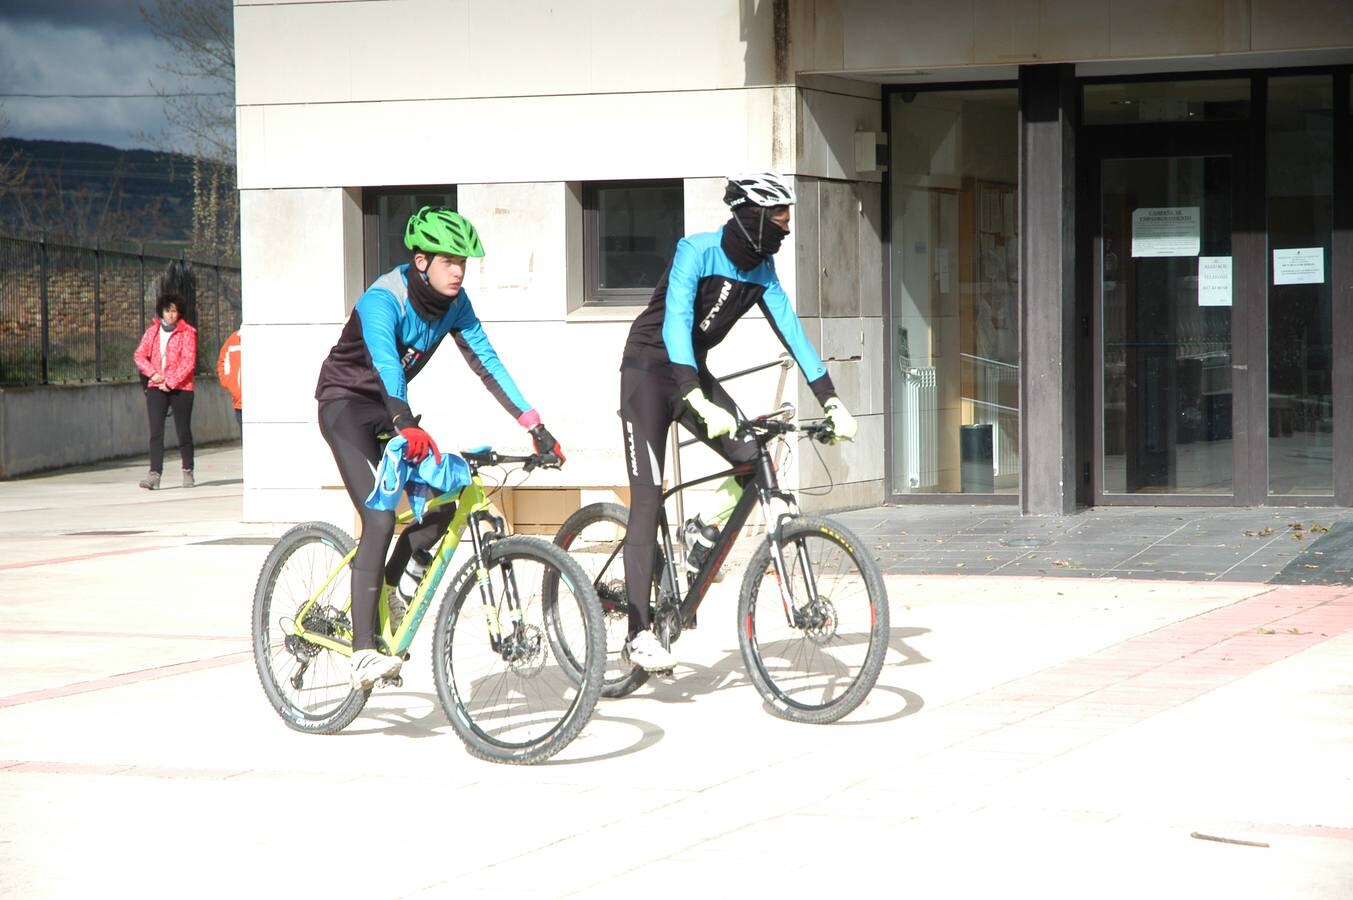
[365,435,472,522]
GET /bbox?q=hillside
[0,138,201,244]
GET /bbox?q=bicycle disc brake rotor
[504,624,547,678]
[799,598,838,644]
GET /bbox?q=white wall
[235,0,894,523]
[794,0,1353,72]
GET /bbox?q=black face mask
[759,219,788,256]
[406,258,453,320]
[725,205,789,270]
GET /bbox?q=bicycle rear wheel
[431,535,605,764]
[737,516,889,724]
[550,502,651,698]
[252,522,368,734]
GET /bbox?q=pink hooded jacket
[133,318,197,392]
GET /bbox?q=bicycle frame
[654,425,815,633]
[288,474,504,658]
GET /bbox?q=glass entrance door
[1085,116,1259,504]
[1099,154,1237,495]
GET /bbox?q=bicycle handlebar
[461,448,565,472]
[737,404,836,444]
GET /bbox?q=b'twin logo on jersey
[400,346,421,370]
[699,280,734,332]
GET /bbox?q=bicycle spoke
[740,517,888,722]
[435,538,604,763]
[253,523,366,733]
[559,517,631,684]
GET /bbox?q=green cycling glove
[823,398,857,444]
[685,390,737,440]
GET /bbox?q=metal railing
[0,230,241,386]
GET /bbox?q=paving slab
[1,447,1351,898]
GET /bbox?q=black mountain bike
[552,407,889,724]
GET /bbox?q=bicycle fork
[466,513,529,659]
[760,490,823,630]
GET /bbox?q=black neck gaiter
[406,261,453,320]
[723,206,789,271]
[722,216,763,271]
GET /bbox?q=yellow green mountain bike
[251,447,605,764]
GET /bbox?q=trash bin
[960,424,994,493]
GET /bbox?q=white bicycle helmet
[724,172,796,209]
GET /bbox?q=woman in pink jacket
[132,293,198,489]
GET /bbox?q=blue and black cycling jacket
[315,265,532,429]
[622,226,836,405]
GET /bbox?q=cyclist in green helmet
[316,206,565,689]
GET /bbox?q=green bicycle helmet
[403,206,485,257]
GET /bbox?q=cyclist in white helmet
[615,172,857,672]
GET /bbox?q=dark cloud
[0,17,193,152]
[0,1,151,34]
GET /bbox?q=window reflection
[1267,75,1334,496]
[888,88,1020,495]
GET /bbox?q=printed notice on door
[1131,207,1200,257]
[1273,247,1324,285]
[1197,256,1232,307]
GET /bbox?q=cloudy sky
[0,0,223,153]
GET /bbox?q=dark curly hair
[155,293,186,318]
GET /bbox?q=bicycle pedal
[379,675,403,688]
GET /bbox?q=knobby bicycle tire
[431,535,605,764]
[737,515,889,724]
[550,502,653,698]
[252,521,369,734]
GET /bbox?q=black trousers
[145,388,194,473]
[618,363,756,637]
[318,396,455,651]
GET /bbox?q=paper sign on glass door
[1198,256,1232,307]
[1131,207,1200,257]
[1273,248,1324,285]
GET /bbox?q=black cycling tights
[318,397,454,652]
[617,364,755,639]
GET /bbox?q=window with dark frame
[362,186,457,285]
[583,179,684,305]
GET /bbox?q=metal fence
[0,231,240,386]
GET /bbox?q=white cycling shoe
[624,629,677,672]
[351,649,402,690]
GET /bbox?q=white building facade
[236,1,1353,526]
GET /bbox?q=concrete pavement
[1,445,1351,898]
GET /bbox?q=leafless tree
[141,0,238,260]
[2,160,168,245]
[0,106,30,198]
[140,0,236,164]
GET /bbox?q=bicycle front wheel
[738,516,889,724]
[251,522,368,734]
[432,536,605,764]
